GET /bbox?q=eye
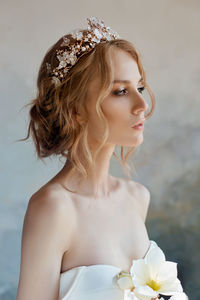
[112,86,145,96]
[137,86,145,94]
[112,88,128,96]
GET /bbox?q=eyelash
[112,87,145,96]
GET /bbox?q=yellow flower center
[146,279,161,291]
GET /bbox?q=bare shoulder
[124,178,151,222]
[27,184,77,250]
[17,185,77,299]
[30,184,75,211]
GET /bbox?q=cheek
[102,99,129,125]
[87,98,130,138]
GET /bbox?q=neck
[61,145,116,198]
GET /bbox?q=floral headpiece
[46,16,120,86]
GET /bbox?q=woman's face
[85,48,149,148]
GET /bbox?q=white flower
[133,285,158,299]
[169,292,189,300]
[62,52,68,59]
[58,60,67,69]
[130,242,183,299]
[117,271,134,290]
[124,289,140,300]
[116,271,157,300]
[94,28,102,39]
[60,36,70,46]
[71,30,83,40]
[91,36,100,43]
[51,76,61,87]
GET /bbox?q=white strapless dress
[59,240,156,300]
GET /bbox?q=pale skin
[17,48,151,300]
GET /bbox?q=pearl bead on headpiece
[46,16,120,86]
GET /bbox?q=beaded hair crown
[46,16,120,86]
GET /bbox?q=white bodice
[59,240,157,300]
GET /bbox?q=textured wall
[0,0,199,299]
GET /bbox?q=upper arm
[17,190,75,300]
[128,180,151,222]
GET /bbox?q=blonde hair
[18,33,155,194]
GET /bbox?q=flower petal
[144,245,166,277]
[159,277,183,295]
[117,276,134,290]
[169,292,189,300]
[130,260,150,285]
[134,285,158,300]
[157,261,178,283]
[124,290,140,300]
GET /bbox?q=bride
[16,17,178,300]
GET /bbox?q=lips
[132,119,145,127]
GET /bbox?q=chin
[121,140,143,147]
[128,135,144,147]
[116,135,144,147]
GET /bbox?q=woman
[17,17,187,300]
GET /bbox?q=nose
[131,94,149,116]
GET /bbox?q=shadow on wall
[0,287,17,300]
[147,164,200,300]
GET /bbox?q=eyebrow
[112,78,143,84]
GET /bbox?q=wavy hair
[17,33,155,194]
